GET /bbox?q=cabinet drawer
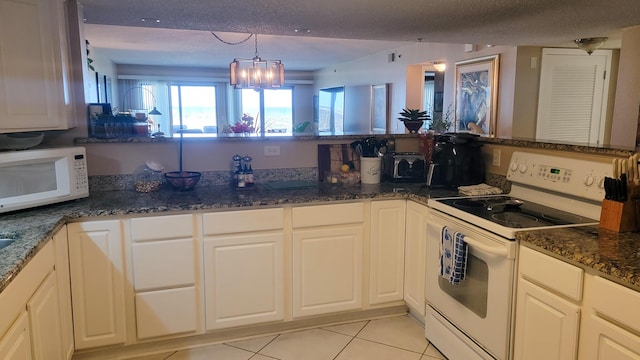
[519,246,583,301]
[203,208,284,235]
[132,239,195,291]
[589,276,640,334]
[131,214,193,242]
[292,203,364,228]
[135,287,198,339]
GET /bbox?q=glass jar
[134,161,164,192]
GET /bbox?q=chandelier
[574,37,608,55]
[229,34,284,90]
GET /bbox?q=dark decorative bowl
[165,171,201,191]
[403,121,424,133]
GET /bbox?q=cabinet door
[204,232,284,330]
[404,201,428,316]
[580,315,640,360]
[135,287,198,339]
[53,226,74,359]
[28,271,64,360]
[293,225,363,317]
[513,278,580,360]
[68,220,126,349]
[580,275,640,360]
[0,312,32,360]
[369,200,405,305]
[0,0,71,132]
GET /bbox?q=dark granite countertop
[0,182,455,293]
[517,226,640,292]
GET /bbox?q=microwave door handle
[462,235,508,257]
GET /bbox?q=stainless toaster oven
[382,152,426,182]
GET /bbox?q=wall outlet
[264,145,280,156]
[493,149,501,166]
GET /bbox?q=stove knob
[597,177,605,189]
[518,163,528,173]
[584,175,595,186]
[509,162,519,172]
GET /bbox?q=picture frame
[371,84,389,134]
[454,54,500,137]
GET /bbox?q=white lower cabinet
[134,288,198,339]
[369,200,406,305]
[129,214,200,340]
[0,237,68,360]
[513,277,581,360]
[579,274,640,360]
[0,312,32,359]
[28,271,64,359]
[404,200,428,316]
[53,226,74,359]
[292,203,364,318]
[68,220,126,349]
[513,246,583,360]
[203,233,284,329]
[203,209,284,330]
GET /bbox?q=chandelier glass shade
[574,37,608,55]
[229,34,284,89]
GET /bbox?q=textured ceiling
[81,0,640,70]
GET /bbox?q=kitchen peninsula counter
[0,182,453,293]
[518,226,640,292]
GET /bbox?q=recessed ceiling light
[141,18,160,23]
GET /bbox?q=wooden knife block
[600,183,640,232]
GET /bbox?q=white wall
[314,42,517,136]
[611,25,640,148]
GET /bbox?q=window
[318,87,344,134]
[240,88,293,135]
[169,84,217,136]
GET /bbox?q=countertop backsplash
[89,167,319,191]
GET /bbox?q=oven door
[425,209,517,360]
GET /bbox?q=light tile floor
[131,315,447,360]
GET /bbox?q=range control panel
[507,151,612,202]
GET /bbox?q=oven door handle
[462,235,508,257]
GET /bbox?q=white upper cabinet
[0,0,74,133]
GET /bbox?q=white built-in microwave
[0,147,89,214]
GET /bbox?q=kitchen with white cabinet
[3,1,640,360]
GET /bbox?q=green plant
[86,40,95,72]
[430,103,453,133]
[398,108,430,122]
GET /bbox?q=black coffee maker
[426,133,485,188]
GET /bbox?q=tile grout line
[331,319,370,360]
[244,334,282,360]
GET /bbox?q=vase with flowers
[230,113,256,134]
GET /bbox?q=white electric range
[425,151,611,360]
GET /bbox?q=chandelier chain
[210,32,254,46]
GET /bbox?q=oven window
[438,253,488,318]
[0,163,57,197]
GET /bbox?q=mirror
[317,87,344,134]
[86,24,637,146]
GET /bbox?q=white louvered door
[536,48,612,144]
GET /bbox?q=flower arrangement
[230,113,255,133]
[430,103,453,134]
